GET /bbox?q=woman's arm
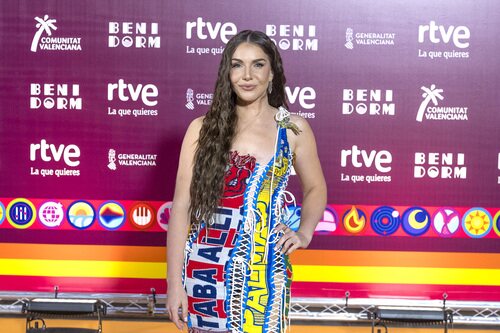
[276,116,327,254]
[166,117,203,330]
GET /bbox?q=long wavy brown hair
[189,30,288,225]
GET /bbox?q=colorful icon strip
[0,198,499,238]
[0,198,171,232]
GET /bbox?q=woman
[167,30,326,333]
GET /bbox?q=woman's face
[230,42,273,106]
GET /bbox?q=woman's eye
[254,63,264,68]
[231,63,242,68]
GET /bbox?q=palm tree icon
[31,15,57,52]
[416,84,444,122]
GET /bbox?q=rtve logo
[286,86,316,109]
[30,139,80,167]
[341,145,392,173]
[418,21,470,48]
[107,79,158,106]
[186,17,237,44]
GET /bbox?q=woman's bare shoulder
[289,114,312,133]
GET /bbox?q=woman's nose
[243,67,252,80]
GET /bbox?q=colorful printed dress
[183,112,296,333]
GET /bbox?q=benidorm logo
[266,24,318,51]
[109,22,160,48]
[30,83,82,110]
[342,89,395,116]
[414,152,466,179]
[416,85,468,122]
[31,15,82,52]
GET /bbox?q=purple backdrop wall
[0,0,499,301]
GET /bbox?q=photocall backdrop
[1,0,499,302]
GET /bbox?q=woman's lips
[239,85,256,91]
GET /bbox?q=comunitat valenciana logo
[29,139,81,177]
[416,85,468,122]
[342,89,395,116]
[417,21,470,60]
[344,27,395,49]
[108,149,157,170]
[185,17,237,55]
[31,15,82,52]
[265,24,318,51]
[414,152,466,179]
[107,79,159,117]
[30,83,82,110]
[340,145,392,184]
[108,22,160,48]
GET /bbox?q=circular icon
[278,39,290,50]
[371,206,400,236]
[285,204,301,232]
[342,206,367,234]
[493,211,500,237]
[98,201,126,230]
[122,36,133,48]
[129,202,155,229]
[315,207,338,234]
[7,198,37,229]
[462,208,492,238]
[402,207,431,237]
[38,201,64,228]
[67,200,95,229]
[0,201,5,225]
[157,201,172,231]
[432,207,460,237]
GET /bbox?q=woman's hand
[274,224,312,255]
[167,282,188,330]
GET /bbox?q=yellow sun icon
[463,209,492,238]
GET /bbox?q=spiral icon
[371,206,400,236]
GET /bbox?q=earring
[268,82,273,94]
